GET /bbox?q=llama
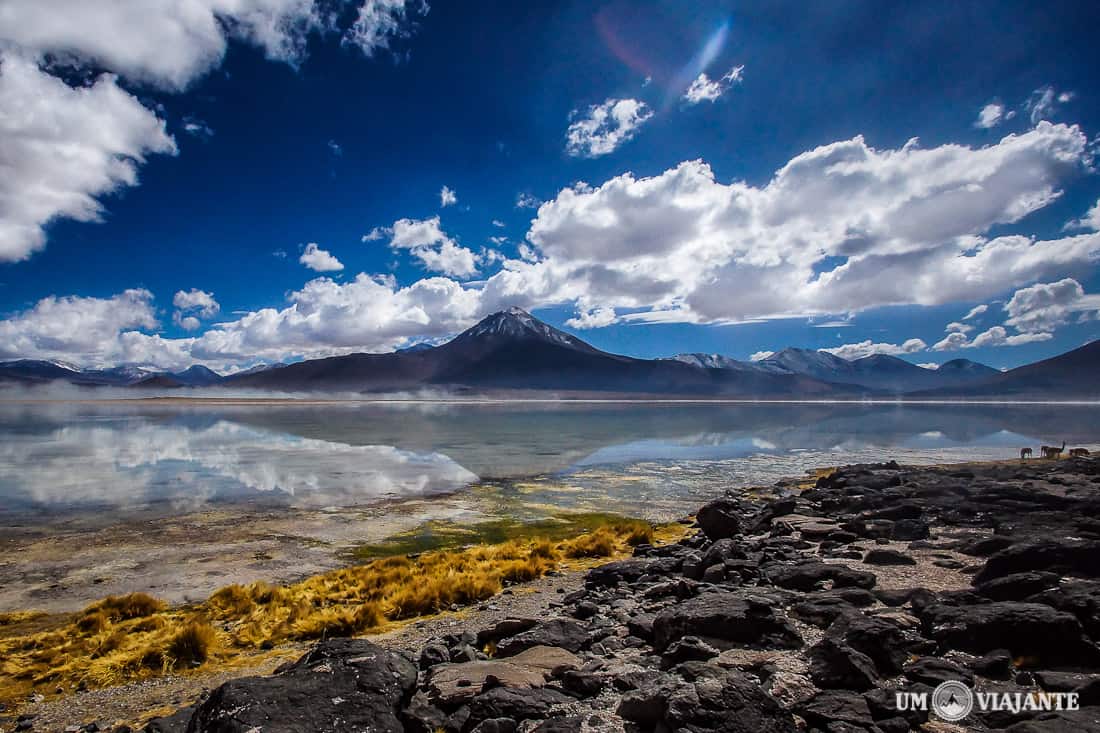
[1020,447,1033,460]
[1069,448,1091,458]
[1041,441,1066,459]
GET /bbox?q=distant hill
[1,310,1095,399]
[665,348,1001,393]
[914,340,1100,399]
[225,308,844,396]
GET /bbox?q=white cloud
[564,305,616,329]
[368,216,478,277]
[0,51,177,262]
[975,102,1004,129]
[327,139,343,156]
[1065,197,1100,232]
[440,185,457,207]
[963,304,989,320]
[174,314,202,331]
[173,289,220,318]
[917,362,939,370]
[515,193,541,209]
[1004,278,1100,333]
[526,122,1095,328]
[343,0,429,58]
[683,64,744,104]
[492,219,506,228]
[299,243,344,272]
[971,326,1052,348]
[945,321,972,334]
[0,0,327,91]
[819,338,927,360]
[0,289,159,365]
[565,98,653,158]
[750,350,774,362]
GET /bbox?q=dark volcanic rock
[825,613,913,675]
[920,601,1100,666]
[763,559,876,591]
[696,498,743,540]
[806,638,880,691]
[976,571,1062,601]
[974,540,1100,584]
[494,619,588,657]
[187,639,416,733]
[903,656,974,686]
[466,687,572,727]
[652,591,803,652]
[664,669,798,733]
[796,690,876,729]
[1027,580,1100,638]
[585,559,654,587]
[863,548,916,566]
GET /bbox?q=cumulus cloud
[172,288,220,330]
[299,243,344,272]
[819,338,927,360]
[343,0,429,58]
[975,102,1005,129]
[0,0,327,91]
[366,216,478,277]
[750,350,774,362]
[491,219,506,228]
[683,64,744,104]
[529,123,1095,327]
[1004,278,1100,333]
[945,322,972,334]
[173,289,220,318]
[0,289,159,365]
[439,185,457,207]
[0,51,177,262]
[565,98,653,157]
[917,362,939,370]
[971,326,1052,348]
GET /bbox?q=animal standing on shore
[1069,448,1091,457]
[1020,447,1033,460]
[1041,441,1066,459]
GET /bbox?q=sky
[1,0,1100,373]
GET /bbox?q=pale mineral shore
[7,457,1100,733]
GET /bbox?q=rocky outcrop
[131,457,1100,733]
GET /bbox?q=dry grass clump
[0,517,670,706]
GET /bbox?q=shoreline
[5,455,1100,732]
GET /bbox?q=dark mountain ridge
[1,309,1096,398]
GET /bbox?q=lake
[2,400,1098,610]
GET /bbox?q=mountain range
[1,307,1097,398]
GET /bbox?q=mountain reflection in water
[1,401,1098,518]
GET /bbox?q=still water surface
[4,401,1099,523]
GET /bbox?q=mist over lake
[5,400,1098,521]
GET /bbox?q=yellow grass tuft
[0,516,679,707]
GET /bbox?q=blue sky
[1,0,1099,372]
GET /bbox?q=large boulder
[427,646,580,705]
[696,498,743,540]
[652,591,802,652]
[976,571,1062,601]
[1027,580,1100,638]
[762,560,876,592]
[187,639,416,732]
[920,601,1100,666]
[806,637,880,691]
[466,687,573,728]
[494,619,588,657]
[825,613,913,675]
[974,540,1100,584]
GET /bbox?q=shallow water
[3,400,1098,522]
[3,400,1099,611]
